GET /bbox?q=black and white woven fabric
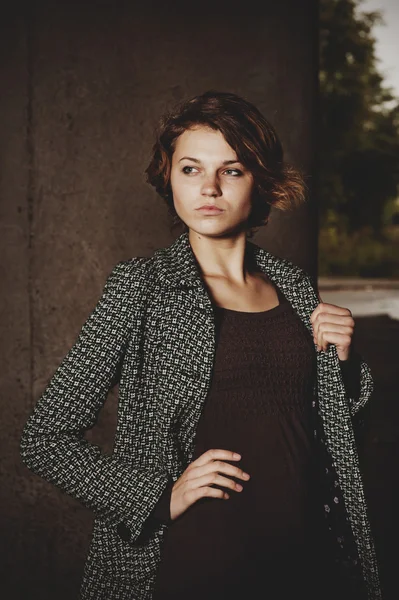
[20,230,382,600]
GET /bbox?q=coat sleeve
[338,347,374,417]
[149,480,174,526]
[344,352,374,418]
[19,259,171,543]
[339,350,361,401]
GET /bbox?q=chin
[188,221,248,239]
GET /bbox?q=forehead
[173,126,237,159]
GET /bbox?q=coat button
[117,522,131,542]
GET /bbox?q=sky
[359,0,399,99]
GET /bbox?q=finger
[317,331,352,352]
[188,449,241,470]
[312,314,354,344]
[314,313,354,326]
[187,459,250,483]
[314,323,353,346]
[187,485,230,502]
[316,327,326,352]
[196,471,245,493]
[310,303,352,324]
[183,471,246,506]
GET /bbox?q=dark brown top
[149,288,362,599]
[151,297,361,528]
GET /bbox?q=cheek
[237,184,254,206]
[170,179,195,214]
[169,171,178,193]
[171,176,197,201]
[169,177,181,204]
[234,177,254,197]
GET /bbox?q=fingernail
[233,453,241,458]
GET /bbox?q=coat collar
[155,230,306,291]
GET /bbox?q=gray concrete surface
[319,286,399,320]
[319,277,399,290]
[346,314,399,600]
[316,280,399,599]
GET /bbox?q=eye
[224,168,243,176]
[182,166,198,174]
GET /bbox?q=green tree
[319,0,399,235]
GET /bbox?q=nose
[201,173,222,197]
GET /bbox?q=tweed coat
[20,230,382,600]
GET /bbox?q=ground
[320,281,399,600]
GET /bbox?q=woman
[20,91,382,600]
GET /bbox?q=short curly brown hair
[144,90,307,238]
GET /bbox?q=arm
[19,259,171,543]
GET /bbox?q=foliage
[319,0,399,238]
[319,215,399,277]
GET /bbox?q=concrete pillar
[0,1,318,596]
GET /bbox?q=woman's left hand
[310,302,355,361]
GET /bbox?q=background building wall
[0,1,318,597]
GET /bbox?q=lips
[196,205,223,211]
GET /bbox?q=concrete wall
[0,1,318,597]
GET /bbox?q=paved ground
[318,278,399,290]
[320,288,399,320]
[318,281,399,600]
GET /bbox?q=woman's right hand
[169,449,251,522]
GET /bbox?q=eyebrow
[178,156,241,166]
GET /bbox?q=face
[170,126,254,237]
